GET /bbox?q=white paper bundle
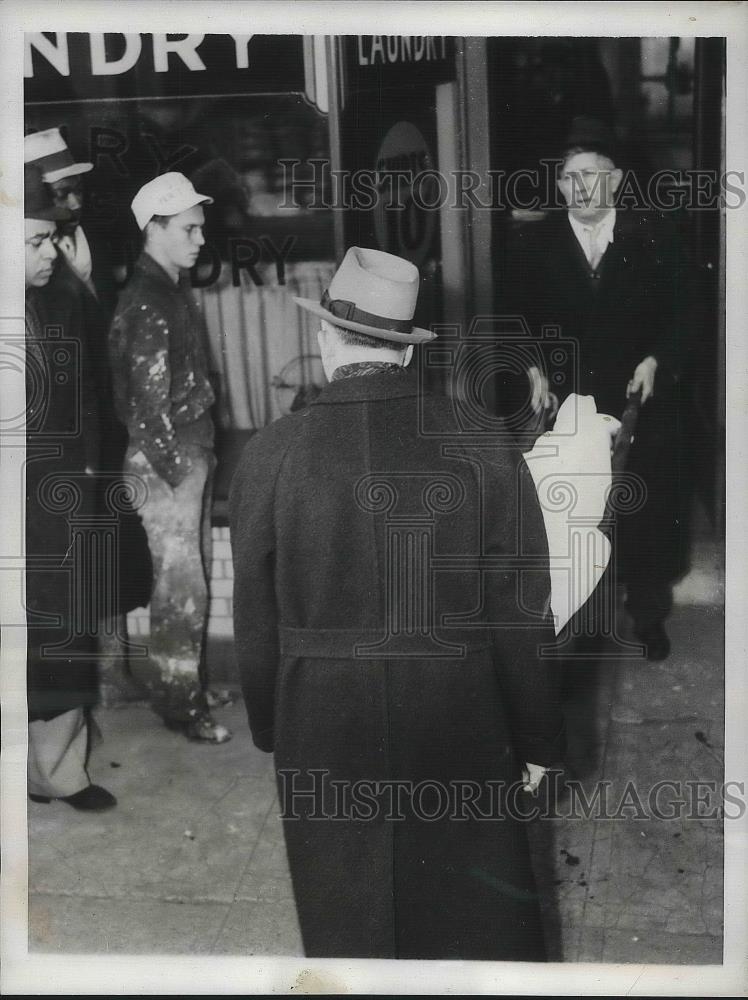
[522,394,621,635]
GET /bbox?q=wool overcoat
[229,369,565,960]
[25,284,100,721]
[51,253,153,613]
[497,209,696,585]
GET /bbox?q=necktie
[585,225,603,271]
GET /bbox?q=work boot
[186,714,232,743]
[205,688,236,708]
[164,712,232,743]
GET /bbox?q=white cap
[131,172,213,230]
[24,127,93,184]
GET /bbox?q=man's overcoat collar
[311,368,421,405]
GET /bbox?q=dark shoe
[59,784,117,811]
[634,622,670,662]
[29,793,51,803]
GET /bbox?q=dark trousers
[624,575,673,629]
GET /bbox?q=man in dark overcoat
[497,118,694,660]
[25,163,116,811]
[24,127,152,638]
[24,129,118,450]
[230,247,565,960]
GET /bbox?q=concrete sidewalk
[532,603,724,963]
[28,604,724,963]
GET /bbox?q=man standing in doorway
[109,172,230,743]
[230,247,564,959]
[499,117,693,660]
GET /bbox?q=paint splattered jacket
[109,252,215,486]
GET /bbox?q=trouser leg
[616,401,683,632]
[126,448,212,725]
[624,576,673,630]
[28,707,89,798]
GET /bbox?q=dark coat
[48,247,123,460]
[497,210,696,583]
[25,287,100,721]
[229,370,565,960]
[46,255,110,460]
[50,254,153,613]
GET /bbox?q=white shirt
[568,208,616,271]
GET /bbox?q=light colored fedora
[294,246,435,344]
[24,127,93,185]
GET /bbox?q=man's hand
[627,355,658,404]
[522,762,548,794]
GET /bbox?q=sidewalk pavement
[28,604,724,963]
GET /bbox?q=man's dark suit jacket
[497,209,694,417]
[496,209,696,584]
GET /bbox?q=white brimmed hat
[131,172,214,230]
[294,246,434,345]
[24,127,93,185]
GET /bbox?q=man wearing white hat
[24,127,100,298]
[109,172,230,743]
[230,247,564,959]
[24,128,113,468]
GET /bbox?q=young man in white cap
[229,246,564,960]
[25,162,116,811]
[109,172,230,743]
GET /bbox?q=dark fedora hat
[561,116,618,162]
[24,162,71,221]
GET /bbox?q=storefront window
[25,33,335,431]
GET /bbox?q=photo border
[2,1,746,995]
